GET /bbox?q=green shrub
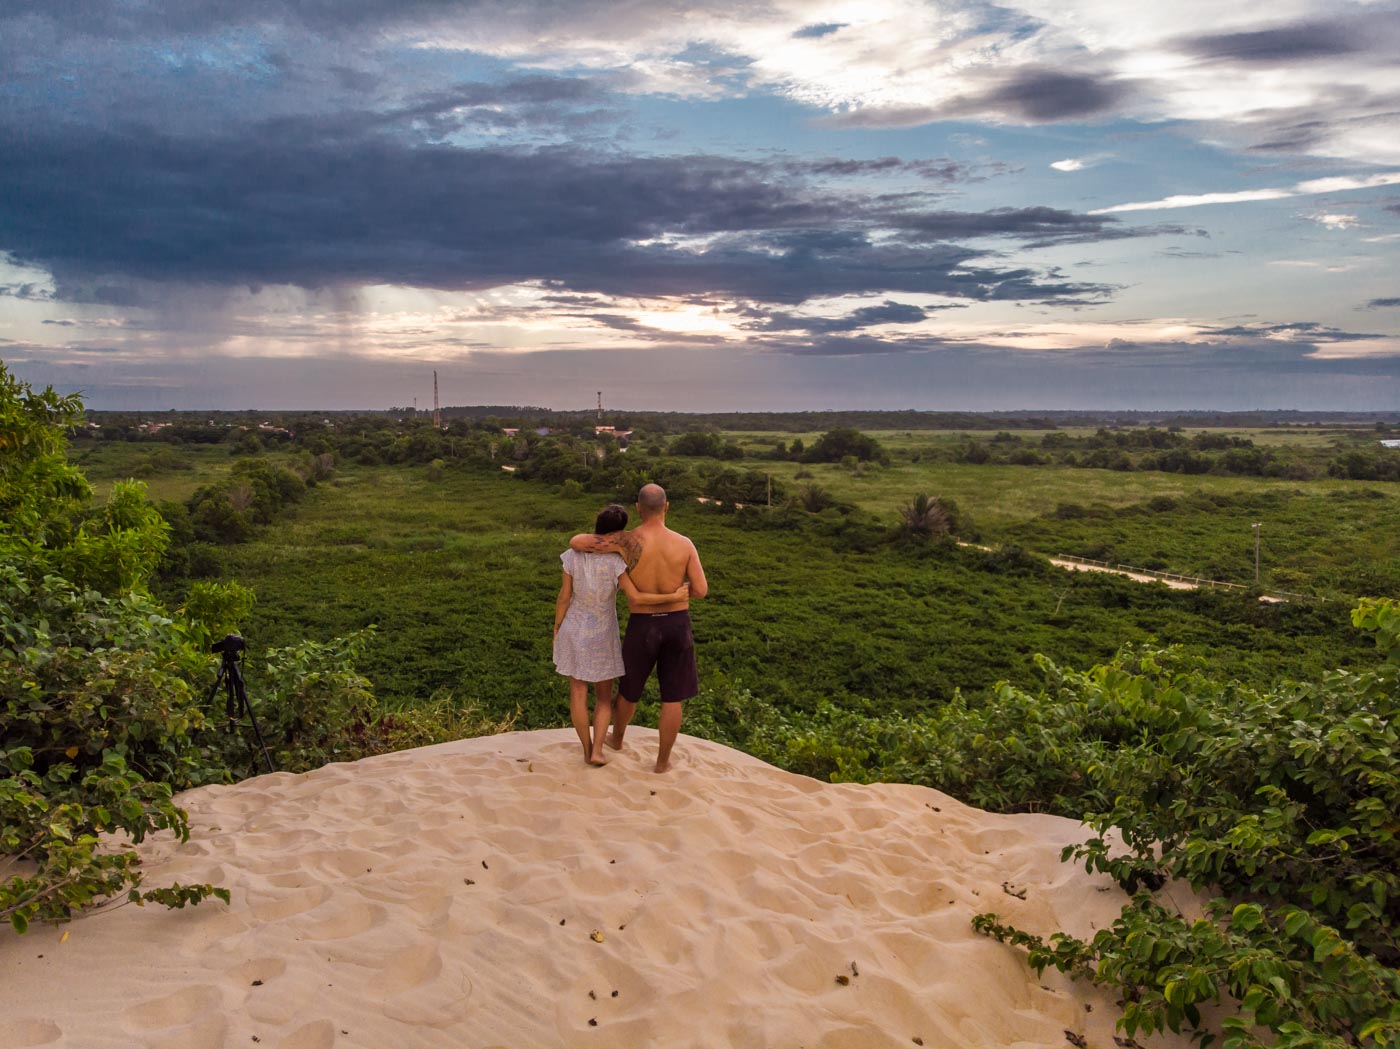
[1,364,380,932]
[250,630,377,771]
[969,600,1400,1046]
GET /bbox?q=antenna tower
[597,390,603,420]
[433,370,441,429]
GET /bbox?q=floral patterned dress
[552,549,626,682]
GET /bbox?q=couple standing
[551,483,709,773]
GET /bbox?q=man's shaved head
[637,483,667,518]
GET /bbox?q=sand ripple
[0,729,1192,1048]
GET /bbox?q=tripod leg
[207,664,233,722]
[230,662,276,774]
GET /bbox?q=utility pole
[433,371,441,429]
[1253,522,1261,583]
[766,473,772,508]
[597,391,603,420]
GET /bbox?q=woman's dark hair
[594,504,628,534]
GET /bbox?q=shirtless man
[569,483,708,773]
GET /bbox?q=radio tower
[433,371,442,429]
[597,390,603,420]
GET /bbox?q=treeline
[85,406,1400,436]
[940,428,1400,482]
[146,420,913,566]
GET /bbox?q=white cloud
[1051,151,1112,172]
[1295,173,1400,194]
[1308,212,1360,230]
[1093,188,1294,213]
[1267,259,1365,272]
[1092,170,1400,213]
[411,0,1400,164]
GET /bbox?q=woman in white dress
[553,504,687,765]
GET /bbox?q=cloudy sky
[3,0,1399,411]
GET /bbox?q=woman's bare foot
[653,759,671,773]
[588,748,609,767]
[604,730,625,751]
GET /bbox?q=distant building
[501,428,519,437]
[1382,439,1400,448]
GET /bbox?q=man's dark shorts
[620,610,697,704]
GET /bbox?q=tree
[898,493,952,538]
[805,428,890,465]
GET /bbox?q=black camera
[207,632,273,773]
[211,633,247,656]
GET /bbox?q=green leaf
[1231,904,1262,931]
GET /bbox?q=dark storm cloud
[1179,22,1362,63]
[967,68,1132,122]
[1200,321,1385,342]
[1363,298,1400,309]
[781,156,1015,182]
[890,206,1120,241]
[0,282,53,300]
[0,0,461,38]
[738,299,942,335]
[824,67,1132,128]
[0,115,1145,306]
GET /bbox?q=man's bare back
[566,484,708,772]
[618,520,704,612]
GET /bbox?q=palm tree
[790,482,834,513]
[899,493,951,537]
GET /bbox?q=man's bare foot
[604,730,625,751]
[653,759,671,773]
[580,741,591,763]
[588,748,609,767]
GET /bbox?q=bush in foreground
[0,364,398,932]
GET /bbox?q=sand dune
[0,730,1193,1049]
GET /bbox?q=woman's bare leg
[589,680,614,766]
[569,678,591,761]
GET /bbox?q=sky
[2,0,1399,411]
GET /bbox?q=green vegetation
[970,601,1400,1048]
[16,397,1400,1041]
[167,462,1371,723]
[0,366,509,932]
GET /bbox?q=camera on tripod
[207,633,275,774]
[211,633,246,657]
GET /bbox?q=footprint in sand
[226,957,288,986]
[0,1020,62,1049]
[249,883,332,922]
[301,901,386,941]
[123,985,223,1028]
[122,985,228,1049]
[280,1019,337,1049]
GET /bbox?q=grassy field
[671,430,1400,594]
[73,441,246,502]
[52,428,1381,729]
[167,459,1375,727]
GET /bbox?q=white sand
[0,730,1193,1049]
